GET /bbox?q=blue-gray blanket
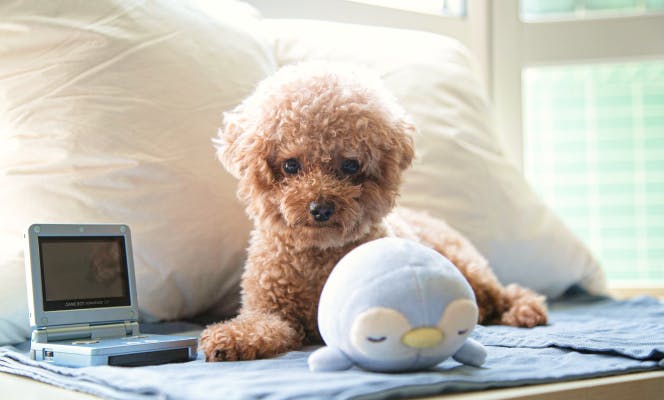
[1,295,663,400]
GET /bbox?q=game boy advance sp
[24,224,198,367]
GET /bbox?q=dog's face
[217,64,415,250]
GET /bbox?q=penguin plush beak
[401,327,444,349]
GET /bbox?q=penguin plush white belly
[309,237,487,372]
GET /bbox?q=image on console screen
[39,237,130,311]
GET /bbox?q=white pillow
[0,0,275,344]
[267,19,607,299]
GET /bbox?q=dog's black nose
[309,201,335,222]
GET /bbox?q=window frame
[491,0,664,167]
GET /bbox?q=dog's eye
[341,159,360,175]
[282,158,301,175]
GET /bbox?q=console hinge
[34,321,140,343]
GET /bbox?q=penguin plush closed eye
[309,238,487,372]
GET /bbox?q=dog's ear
[215,105,252,179]
[394,117,416,171]
[375,115,416,193]
[215,105,275,192]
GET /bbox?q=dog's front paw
[200,323,257,362]
[499,284,548,327]
[204,343,243,362]
[199,313,303,362]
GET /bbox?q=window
[524,61,664,284]
[489,0,664,287]
[492,0,664,287]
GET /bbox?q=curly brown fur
[202,62,547,362]
[388,208,547,327]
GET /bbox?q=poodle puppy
[201,62,547,362]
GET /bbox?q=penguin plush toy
[308,238,487,372]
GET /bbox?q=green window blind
[523,61,664,284]
[521,0,664,19]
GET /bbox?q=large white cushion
[0,0,274,344]
[267,19,607,299]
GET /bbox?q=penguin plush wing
[452,338,487,367]
[308,346,354,371]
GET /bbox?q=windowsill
[608,285,664,300]
[429,370,664,399]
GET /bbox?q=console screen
[38,236,131,311]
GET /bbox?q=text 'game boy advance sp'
[24,224,198,367]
